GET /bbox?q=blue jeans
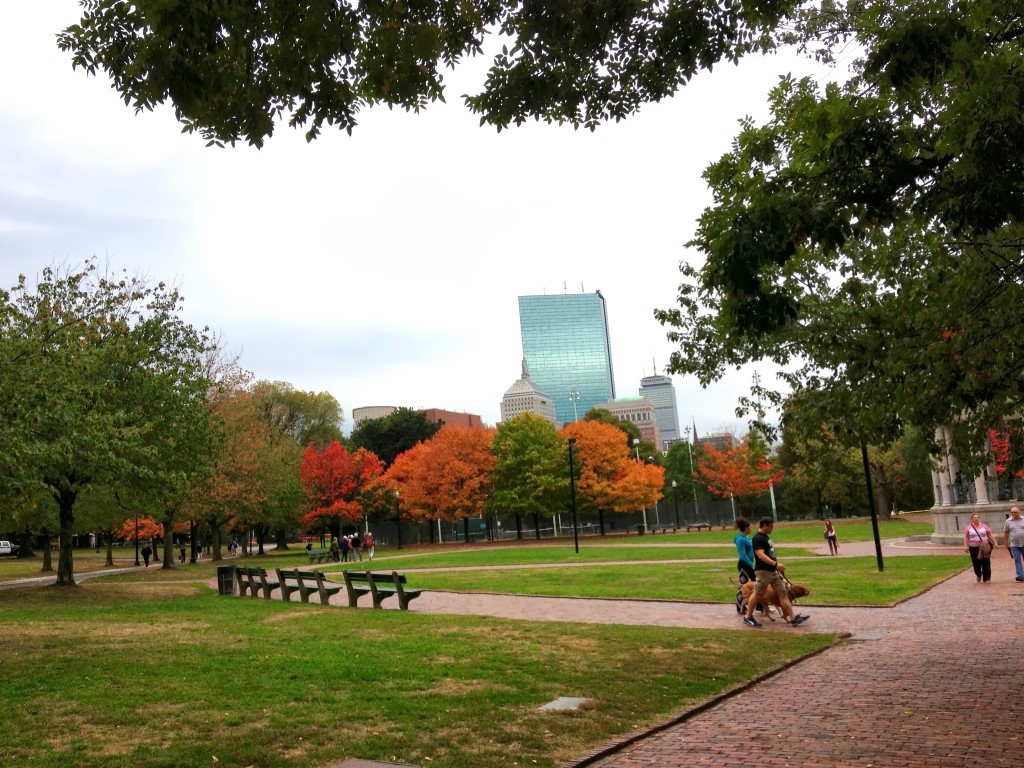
[1011,546,1024,580]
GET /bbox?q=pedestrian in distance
[743,517,808,628]
[824,520,839,555]
[964,512,996,583]
[1003,506,1024,582]
[140,544,152,568]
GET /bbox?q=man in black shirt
[743,517,808,627]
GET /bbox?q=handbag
[974,525,993,559]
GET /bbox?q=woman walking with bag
[964,512,996,583]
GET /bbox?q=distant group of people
[327,532,374,563]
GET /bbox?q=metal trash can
[217,564,236,596]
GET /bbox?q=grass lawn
[403,555,967,605]
[0,581,833,768]
[321,544,813,570]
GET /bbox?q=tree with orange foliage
[697,437,784,512]
[382,424,495,542]
[300,441,384,536]
[559,420,664,533]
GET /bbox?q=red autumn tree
[300,441,384,533]
[697,437,784,509]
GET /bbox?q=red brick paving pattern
[572,547,1023,768]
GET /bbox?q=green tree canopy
[0,261,215,584]
[490,413,566,535]
[58,0,796,146]
[656,0,1024,465]
[350,408,441,468]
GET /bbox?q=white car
[0,540,18,556]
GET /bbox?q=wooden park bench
[685,521,712,532]
[235,566,281,599]
[342,570,422,610]
[305,548,331,563]
[275,568,343,605]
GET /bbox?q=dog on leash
[734,578,809,622]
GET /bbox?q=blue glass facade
[518,292,616,424]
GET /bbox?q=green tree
[249,380,344,447]
[657,1,1024,463]
[350,408,441,468]
[0,261,214,585]
[57,1,796,146]
[663,441,706,516]
[491,414,566,539]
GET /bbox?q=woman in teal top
[734,518,755,582]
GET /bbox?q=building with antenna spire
[639,367,681,450]
[517,290,616,424]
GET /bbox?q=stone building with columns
[930,425,1021,544]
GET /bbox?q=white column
[936,427,953,506]
[974,473,991,504]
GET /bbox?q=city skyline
[1,3,813,434]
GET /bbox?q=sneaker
[790,615,809,626]
[742,616,762,628]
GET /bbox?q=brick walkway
[569,547,1024,768]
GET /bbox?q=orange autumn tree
[115,516,163,542]
[559,420,663,533]
[382,424,495,539]
[697,436,784,512]
[300,441,384,535]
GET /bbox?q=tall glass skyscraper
[518,291,616,424]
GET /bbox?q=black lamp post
[672,480,680,528]
[133,512,140,566]
[568,438,579,554]
[395,491,403,550]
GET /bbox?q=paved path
[570,547,1024,768]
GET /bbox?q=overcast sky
[2,3,830,436]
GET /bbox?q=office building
[597,396,661,448]
[518,290,616,425]
[639,374,681,449]
[500,359,558,426]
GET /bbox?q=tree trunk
[18,527,34,559]
[212,520,223,561]
[38,527,53,572]
[55,487,77,586]
[161,521,176,569]
[274,528,289,551]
